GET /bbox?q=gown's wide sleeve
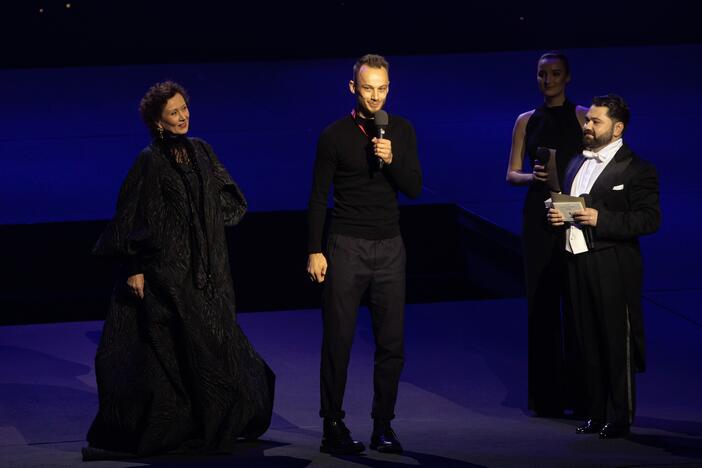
[93,149,163,274]
[196,139,247,226]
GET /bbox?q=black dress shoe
[370,421,403,454]
[598,422,630,439]
[320,418,365,455]
[576,419,605,434]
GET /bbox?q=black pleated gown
[83,136,274,460]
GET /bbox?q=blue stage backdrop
[1,45,701,294]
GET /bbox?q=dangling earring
[157,126,164,139]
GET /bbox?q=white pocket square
[613,184,624,191]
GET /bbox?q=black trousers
[568,248,636,426]
[320,233,406,421]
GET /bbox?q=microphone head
[535,146,551,165]
[374,110,388,129]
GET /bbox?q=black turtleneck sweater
[307,112,422,253]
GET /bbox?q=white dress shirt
[566,138,623,254]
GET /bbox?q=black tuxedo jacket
[563,143,661,372]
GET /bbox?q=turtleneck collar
[160,129,189,144]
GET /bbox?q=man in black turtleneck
[307,54,422,455]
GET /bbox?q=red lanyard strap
[351,109,370,137]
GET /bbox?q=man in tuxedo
[548,94,660,439]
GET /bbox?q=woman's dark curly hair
[139,81,190,136]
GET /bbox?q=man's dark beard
[583,128,614,150]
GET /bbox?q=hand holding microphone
[372,110,392,167]
[532,147,552,183]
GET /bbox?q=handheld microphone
[374,110,388,168]
[535,146,551,166]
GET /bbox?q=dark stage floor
[1,298,701,467]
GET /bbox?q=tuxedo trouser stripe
[626,305,633,425]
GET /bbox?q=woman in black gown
[83,81,274,460]
[506,52,587,416]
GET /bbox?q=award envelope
[550,192,585,222]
